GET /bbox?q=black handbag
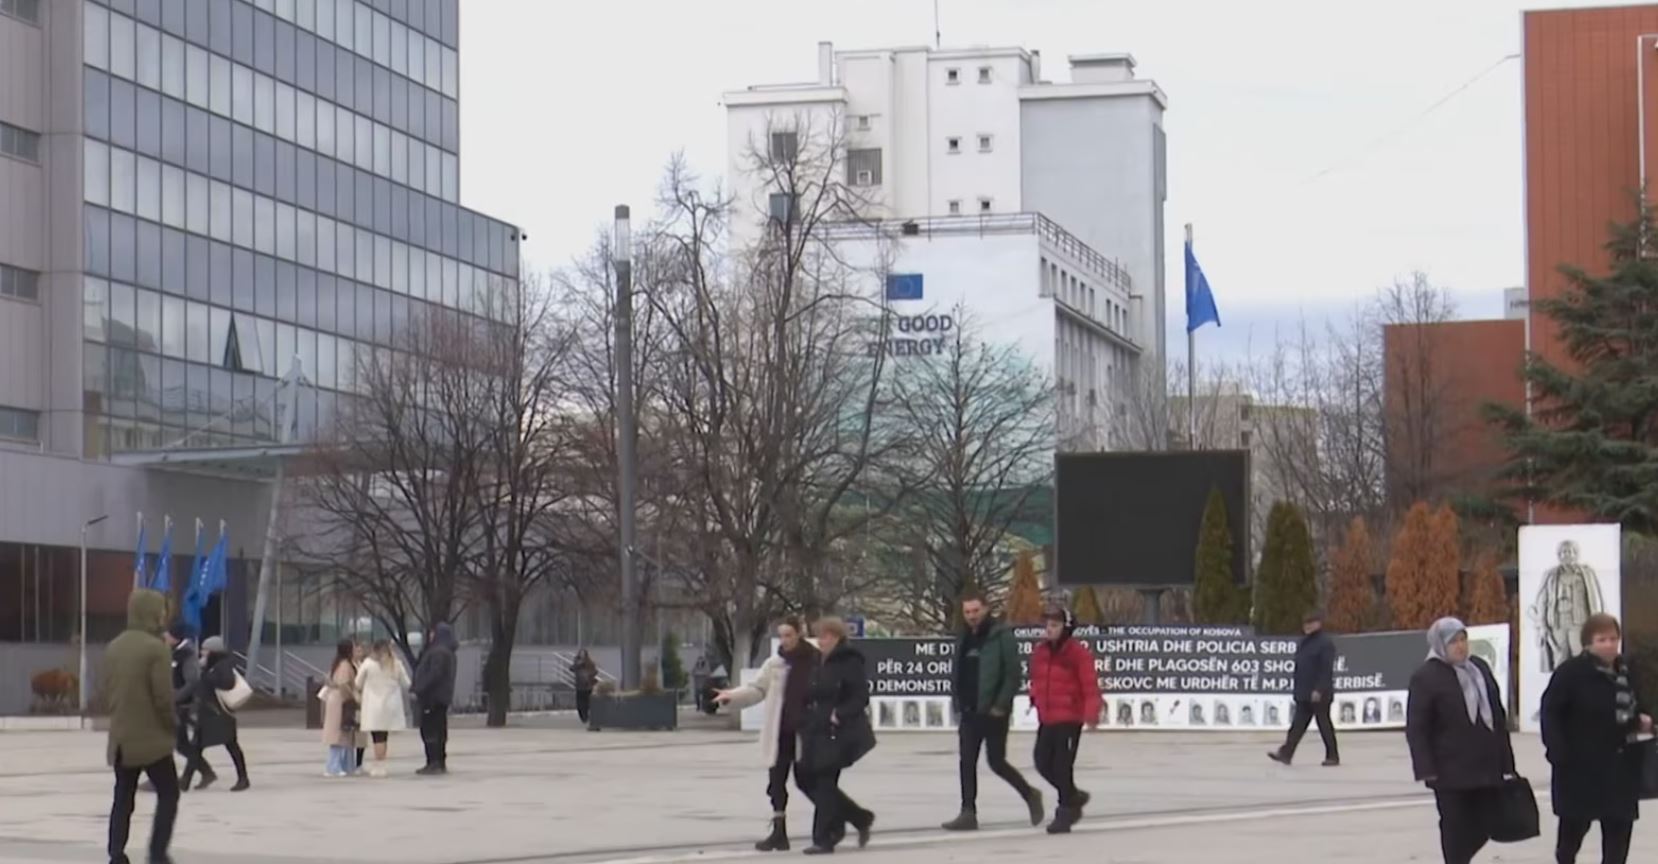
[1638,739,1658,800]
[1490,775,1541,843]
[801,712,877,773]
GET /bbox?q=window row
[0,0,38,25]
[85,277,404,395]
[86,4,460,166]
[0,121,41,163]
[81,207,506,346]
[0,406,39,443]
[81,92,490,274]
[84,136,513,297]
[0,263,40,301]
[86,348,345,451]
[277,0,459,97]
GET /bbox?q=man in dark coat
[413,622,458,775]
[1270,611,1340,767]
[942,591,1043,831]
[105,589,180,864]
[154,624,214,791]
[1541,613,1654,864]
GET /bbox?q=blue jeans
[325,745,354,776]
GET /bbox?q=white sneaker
[369,764,388,778]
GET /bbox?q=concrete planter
[588,691,678,731]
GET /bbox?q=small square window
[857,115,871,131]
[978,66,993,84]
[978,134,993,152]
[769,131,798,163]
[947,137,961,154]
[948,200,961,215]
[946,68,960,85]
[0,263,42,301]
[979,198,992,213]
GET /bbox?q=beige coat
[354,656,411,732]
[724,654,791,767]
[320,661,358,747]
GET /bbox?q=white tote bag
[217,671,255,712]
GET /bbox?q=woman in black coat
[176,636,250,791]
[1406,617,1515,864]
[1542,613,1653,864]
[797,617,877,855]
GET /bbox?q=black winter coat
[413,625,458,707]
[1406,656,1514,791]
[176,653,239,748]
[1292,629,1336,702]
[799,642,875,772]
[1541,653,1645,822]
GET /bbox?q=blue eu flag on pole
[133,521,148,586]
[1184,241,1221,333]
[151,521,173,592]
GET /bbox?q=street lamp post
[613,204,641,691]
[80,514,109,720]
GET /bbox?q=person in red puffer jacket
[1029,606,1102,834]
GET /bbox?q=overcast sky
[456,0,1620,361]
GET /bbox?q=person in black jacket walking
[1406,617,1515,864]
[413,622,457,775]
[798,617,876,856]
[1269,611,1340,767]
[175,637,250,792]
[1542,613,1653,864]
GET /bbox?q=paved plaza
[0,714,1648,863]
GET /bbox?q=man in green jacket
[942,589,1043,831]
[104,588,180,864]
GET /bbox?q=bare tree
[1377,272,1459,507]
[644,115,904,671]
[878,313,1055,631]
[296,308,494,663]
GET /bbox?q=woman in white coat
[354,640,412,777]
[714,616,822,852]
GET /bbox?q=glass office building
[77,0,519,455]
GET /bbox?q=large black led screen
[1055,451,1249,587]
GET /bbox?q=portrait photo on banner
[1517,523,1622,733]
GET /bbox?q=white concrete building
[723,43,1168,448]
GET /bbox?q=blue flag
[133,522,148,586]
[1184,241,1221,333]
[151,522,173,592]
[180,527,205,634]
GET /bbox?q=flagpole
[133,512,143,589]
[1185,223,1197,450]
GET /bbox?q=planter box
[588,691,678,731]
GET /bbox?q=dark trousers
[1033,723,1083,807]
[109,751,180,864]
[575,689,592,724]
[1279,699,1338,762]
[1434,787,1499,864]
[173,714,212,781]
[1557,816,1634,864]
[767,731,814,814]
[420,703,449,767]
[958,711,1034,810]
[179,726,247,789]
[802,764,871,848]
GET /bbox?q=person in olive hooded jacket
[104,588,180,864]
[942,590,1043,831]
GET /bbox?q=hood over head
[432,621,456,650]
[127,589,169,635]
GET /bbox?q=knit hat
[168,622,191,641]
[201,636,226,655]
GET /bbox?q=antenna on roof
[934,0,941,48]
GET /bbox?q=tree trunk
[483,598,520,728]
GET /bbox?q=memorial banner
[740,624,1509,734]
[1518,524,1621,733]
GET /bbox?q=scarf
[1589,653,1637,731]
[1426,616,1494,729]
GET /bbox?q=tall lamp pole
[613,204,641,691]
[79,513,109,719]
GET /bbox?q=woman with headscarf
[1406,617,1515,864]
[1541,612,1653,864]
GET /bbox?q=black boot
[941,809,979,831]
[1047,806,1079,834]
[755,816,789,852]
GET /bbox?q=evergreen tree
[659,633,687,691]
[1486,205,1658,533]
[1070,585,1106,625]
[1252,502,1318,634]
[1005,551,1045,625]
[1193,488,1246,624]
[1386,502,1462,629]
[1326,517,1379,633]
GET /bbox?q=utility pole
[613,205,641,691]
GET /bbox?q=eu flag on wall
[885,273,924,301]
[1184,241,1221,333]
